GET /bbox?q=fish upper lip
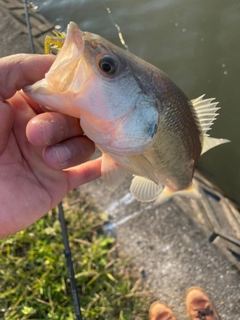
[66,21,84,50]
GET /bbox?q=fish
[24,21,229,204]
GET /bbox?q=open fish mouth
[24,22,86,94]
[43,22,85,92]
[23,22,92,118]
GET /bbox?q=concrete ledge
[0,0,54,56]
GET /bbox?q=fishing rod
[58,202,83,320]
[23,1,82,319]
[23,0,35,53]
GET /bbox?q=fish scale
[24,22,229,204]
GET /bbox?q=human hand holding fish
[0,53,101,238]
[24,22,229,205]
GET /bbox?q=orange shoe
[149,301,177,320]
[185,287,219,320]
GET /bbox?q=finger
[0,100,15,153]
[43,136,95,170]
[27,112,83,147]
[0,54,55,100]
[65,157,102,191]
[19,90,45,114]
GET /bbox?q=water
[32,0,240,205]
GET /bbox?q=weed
[0,193,149,319]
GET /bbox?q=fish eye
[98,56,118,75]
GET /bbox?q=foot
[185,287,219,320]
[149,301,177,320]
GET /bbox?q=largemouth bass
[24,22,229,204]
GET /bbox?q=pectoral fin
[101,152,126,191]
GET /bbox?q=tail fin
[154,182,200,206]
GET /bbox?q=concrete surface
[0,1,239,319]
[79,173,240,319]
[0,0,53,57]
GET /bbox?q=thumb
[0,54,55,100]
[0,53,55,154]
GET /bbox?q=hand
[0,54,101,238]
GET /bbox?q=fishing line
[23,1,82,319]
[102,3,129,51]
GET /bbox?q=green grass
[0,192,149,320]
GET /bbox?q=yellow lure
[44,31,66,54]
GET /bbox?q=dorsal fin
[191,94,220,137]
[191,95,230,154]
[201,136,230,154]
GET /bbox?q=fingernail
[31,118,54,146]
[47,144,72,168]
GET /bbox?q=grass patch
[0,192,149,319]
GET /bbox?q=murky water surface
[33,0,240,204]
